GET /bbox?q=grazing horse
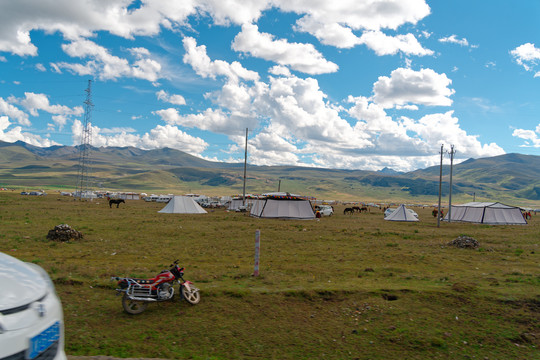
[343,207,355,215]
[352,206,361,213]
[360,206,368,213]
[109,199,125,208]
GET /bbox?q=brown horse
[344,207,354,215]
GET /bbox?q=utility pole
[76,80,93,200]
[242,128,248,206]
[437,144,444,228]
[448,145,456,222]
[278,179,281,192]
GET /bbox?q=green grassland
[1,192,539,359]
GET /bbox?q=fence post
[253,229,260,276]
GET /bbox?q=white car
[0,252,66,360]
[314,205,334,216]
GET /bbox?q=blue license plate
[28,321,60,359]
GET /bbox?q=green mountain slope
[0,141,538,205]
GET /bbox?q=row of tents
[158,193,528,225]
[385,202,526,224]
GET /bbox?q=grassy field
[1,191,539,359]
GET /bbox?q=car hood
[0,252,47,311]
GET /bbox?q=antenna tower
[76,80,94,200]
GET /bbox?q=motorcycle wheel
[181,285,201,304]
[122,293,149,314]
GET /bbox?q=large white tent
[384,204,419,222]
[158,196,207,214]
[443,202,526,225]
[250,192,315,220]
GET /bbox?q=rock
[447,235,479,249]
[46,224,83,242]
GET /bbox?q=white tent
[158,196,207,214]
[228,195,257,210]
[250,192,315,220]
[443,202,526,225]
[384,204,419,222]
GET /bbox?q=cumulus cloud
[439,35,475,47]
[154,107,240,135]
[288,0,430,45]
[372,68,455,108]
[156,90,186,106]
[0,0,431,57]
[0,116,58,146]
[511,43,540,76]
[0,98,30,126]
[182,37,259,83]
[403,111,505,158]
[0,0,199,56]
[71,120,208,155]
[232,24,339,74]
[512,124,540,147]
[53,39,162,81]
[358,30,433,56]
[15,92,83,117]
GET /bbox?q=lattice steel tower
[75,80,94,200]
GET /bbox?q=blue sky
[1,0,539,172]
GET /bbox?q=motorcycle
[112,260,200,314]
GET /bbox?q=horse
[360,207,368,213]
[432,209,438,218]
[352,206,361,213]
[109,199,125,208]
[343,207,355,215]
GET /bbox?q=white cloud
[372,68,455,108]
[197,0,270,26]
[15,92,84,117]
[358,30,433,56]
[0,116,58,146]
[156,90,186,106]
[71,120,208,155]
[0,98,30,126]
[268,65,291,77]
[403,111,505,158]
[439,35,471,47]
[53,40,162,81]
[512,124,540,147]
[154,107,240,135]
[35,63,46,72]
[0,0,432,59]
[287,0,430,47]
[232,24,338,75]
[182,37,259,83]
[0,0,198,56]
[511,43,540,76]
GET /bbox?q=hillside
[0,140,539,205]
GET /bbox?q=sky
[0,0,539,172]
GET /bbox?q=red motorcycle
[112,260,200,314]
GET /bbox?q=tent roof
[384,204,419,222]
[444,201,526,225]
[452,202,519,209]
[250,197,315,220]
[158,196,207,214]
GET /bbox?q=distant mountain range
[1,140,539,205]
